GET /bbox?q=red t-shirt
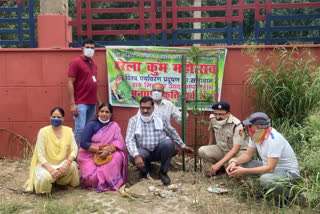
[68,55,98,104]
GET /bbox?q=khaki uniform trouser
[198,144,245,168]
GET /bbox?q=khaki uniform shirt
[208,114,246,153]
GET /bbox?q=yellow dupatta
[24,125,73,192]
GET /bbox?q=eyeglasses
[213,112,227,117]
[84,47,95,49]
[140,106,152,111]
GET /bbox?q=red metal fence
[69,0,320,47]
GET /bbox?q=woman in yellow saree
[24,107,79,193]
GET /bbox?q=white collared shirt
[136,99,187,125]
[154,99,185,125]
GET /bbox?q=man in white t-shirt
[226,112,300,205]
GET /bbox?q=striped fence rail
[69,0,320,47]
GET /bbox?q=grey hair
[261,122,271,129]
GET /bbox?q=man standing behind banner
[151,83,187,125]
[68,39,101,147]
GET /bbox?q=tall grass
[247,46,320,127]
[0,203,31,214]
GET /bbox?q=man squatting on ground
[126,96,194,185]
[198,102,247,176]
[68,39,101,147]
[226,112,300,200]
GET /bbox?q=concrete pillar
[40,0,68,15]
[193,0,201,46]
[38,0,72,48]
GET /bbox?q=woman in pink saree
[78,103,128,192]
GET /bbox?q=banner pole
[181,55,187,171]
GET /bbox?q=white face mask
[215,118,227,126]
[140,113,153,122]
[83,48,95,58]
[98,117,110,124]
[152,91,163,101]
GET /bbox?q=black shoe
[140,170,149,179]
[159,172,171,186]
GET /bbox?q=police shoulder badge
[218,104,222,109]
[239,129,243,136]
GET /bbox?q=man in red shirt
[68,39,101,147]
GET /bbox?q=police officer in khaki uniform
[198,101,247,176]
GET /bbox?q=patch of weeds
[40,201,74,214]
[191,203,205,212]
[0,202,31,214]
[127,197,143,203]
[228,177,260,203]
[15,159,30,169]
[75,201,103,213]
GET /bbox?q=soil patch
[0,158,309,214]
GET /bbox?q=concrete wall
[1,46,320,158]
[40,0,68,15]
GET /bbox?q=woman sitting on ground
[78,103,128,192]
[24,107,79,193]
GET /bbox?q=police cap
[212,101,230,112]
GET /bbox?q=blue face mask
[50,118,63,127]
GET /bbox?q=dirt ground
[0,157,310,214]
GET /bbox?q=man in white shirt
[226,112,300,206]
[150,83,186,125]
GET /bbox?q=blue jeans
[129,139,175,175]
[73,104,96,147]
